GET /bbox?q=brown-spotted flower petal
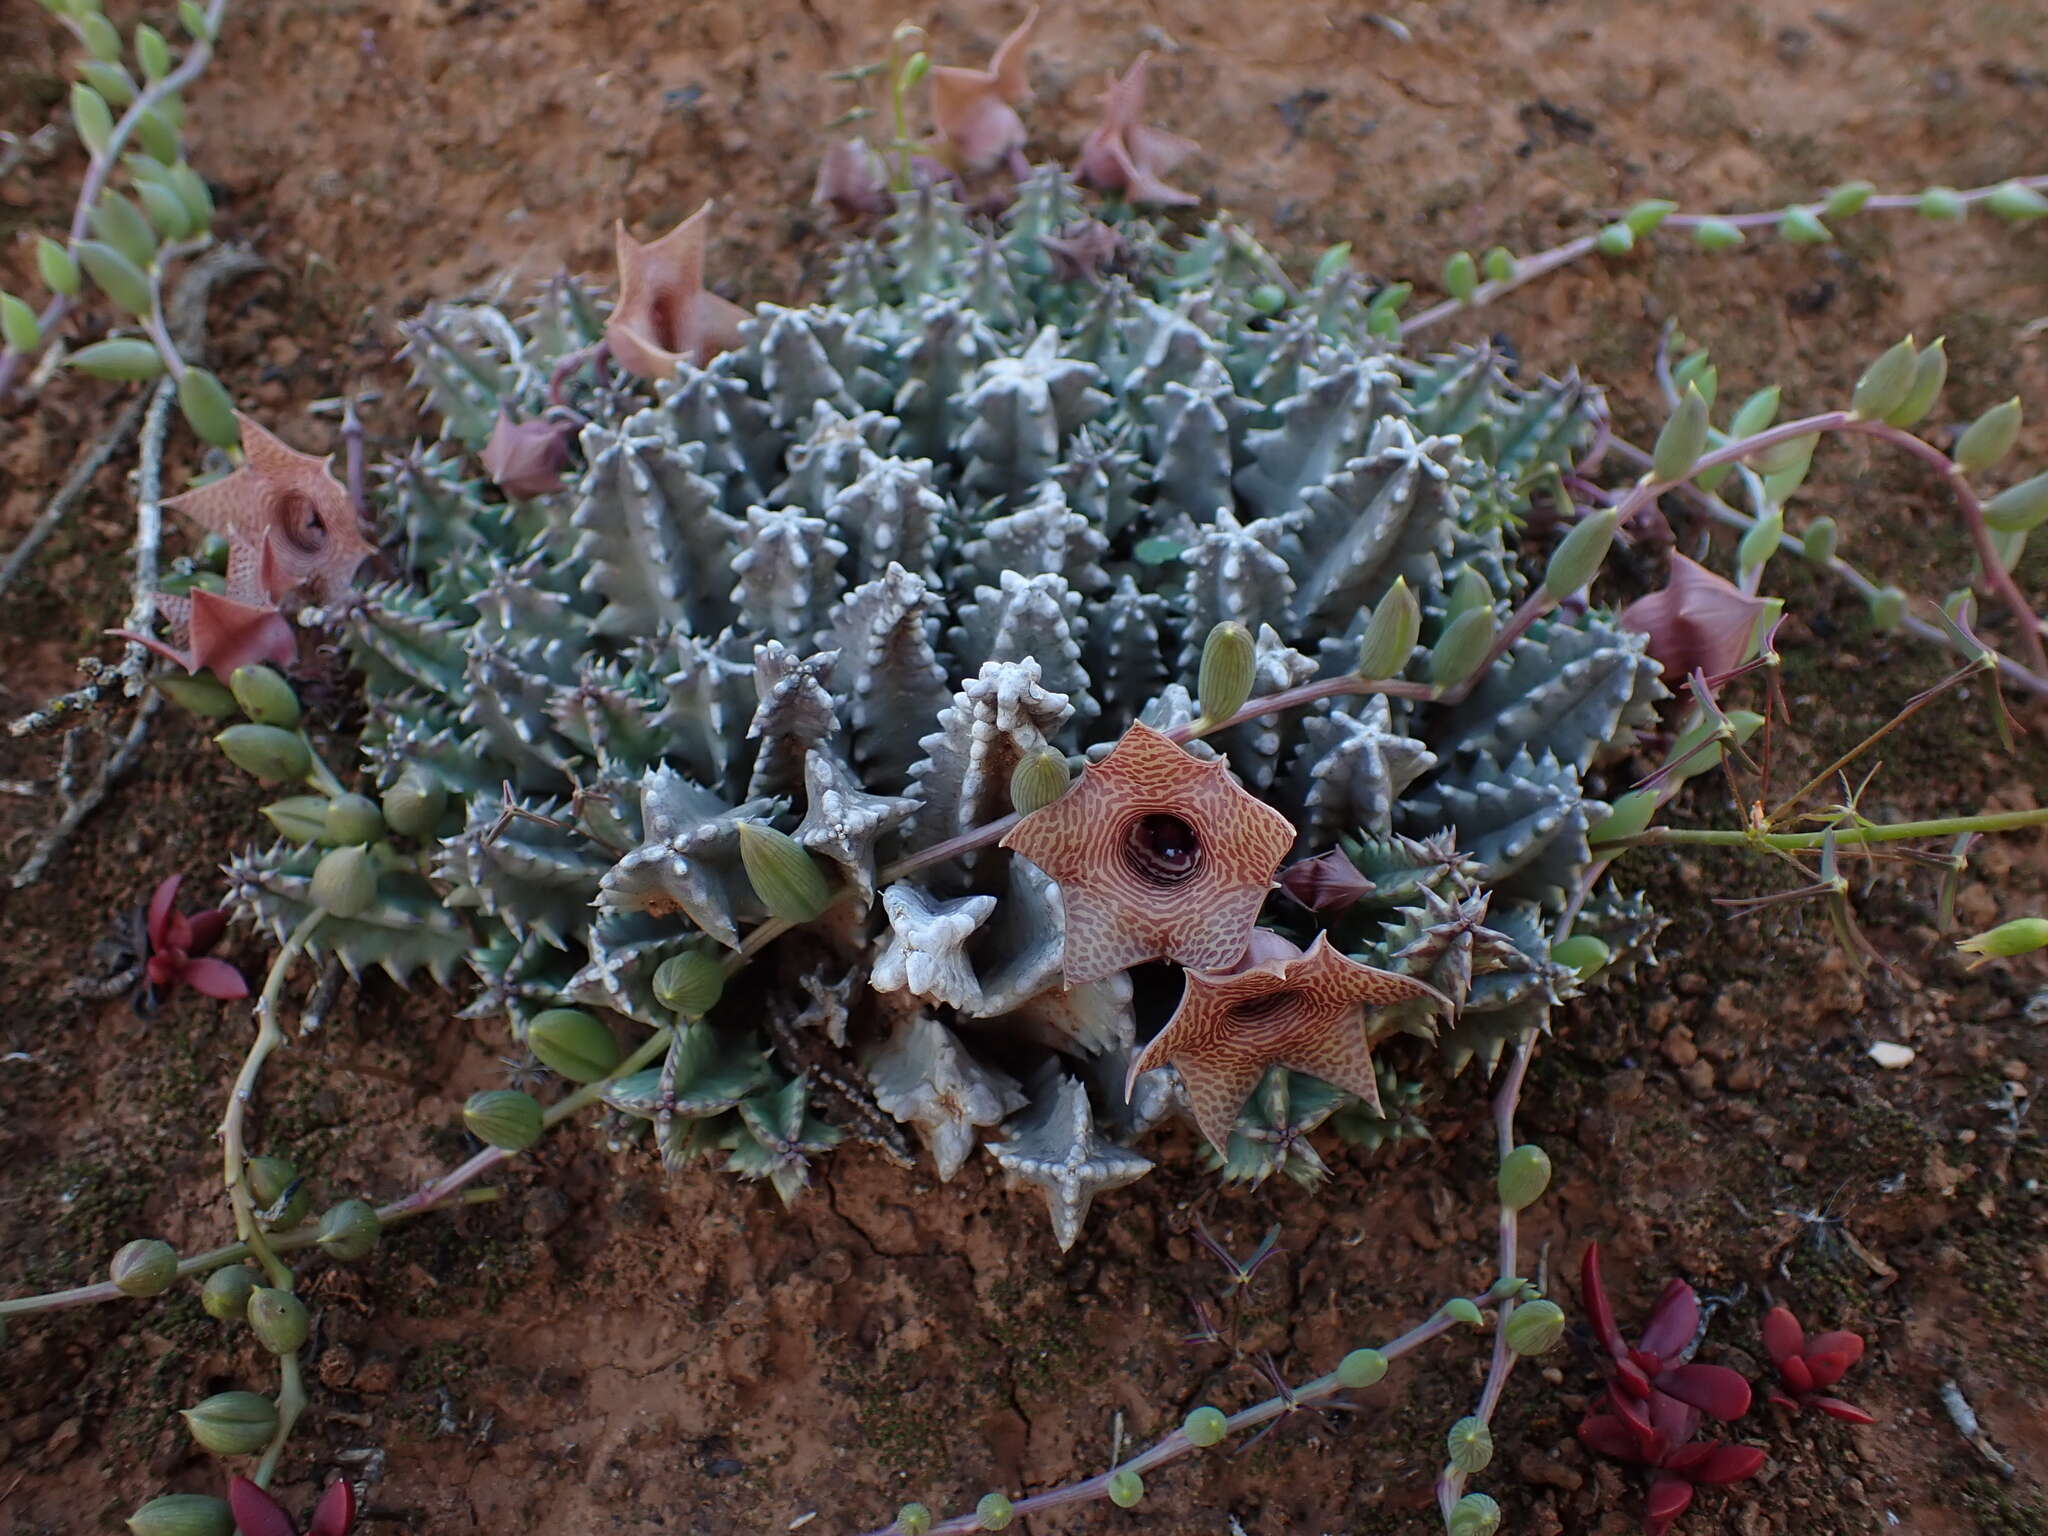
[481,406,576,499]
[163,412,373,607]
[1000,720,1295,985]
[1128,931,1447,1154]
[1075,52,1201,207]
[812,138,892,220]
[929,5,1038,174]
[1618,554,1770,687]
[606,201,751,382]
[114,587,297,680]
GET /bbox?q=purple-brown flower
[606,202,750,382]
[928,7,1038,175]
[1619,555,1770,687]
[1076,53,1200,207]
[812,138,891,220]
[480,406,576,500]
[115,586,296,681]
[1000,722,1295,985]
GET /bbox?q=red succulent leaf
[1581,1243,1629,1360]
[1804,1349,1856,1390]
[1778,1352,1815,1394]
[1807,1330,1865,1368]
[1761,1305,1805,1367]
[1646,1389,1701,1453]
[307,1479,357,1536]
[1661,1441,1716,1477]
[1578,1413,1652,1464]
[1658,1363,1752,1421]
[187,910,228,955]
[147,875,183,951]
[1644,1473,1695,1536]
[1691,1445,1767,1485]
[1812,1396,1877,1425]
[1639,1278,1700,1360]
[228,1476,299,1536]
[182,956,252,1000]
[1614,1356,1654,1399]
[147,952,184,986]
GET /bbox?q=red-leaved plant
[228,1475,356,1536]
[144,874,248,1002]
[1762,1306,1875,1423]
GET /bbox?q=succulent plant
[225,170,1666,1247]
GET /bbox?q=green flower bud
[1481,246,1515,283]
[126,1494,234,1536]
[228,665,300,728]
[322,793,384,846]
[1651,383,1710,483]
[154,672,240,719]
[215,723,311,784]
[1777,206,1831,244]
[1505,1298,1568,1356]
[1446,1416,1493,1474]
[1337,1347,1388,1388]
[136,179,192,240]
[894,1504,933,1536]
[37,236,81,296]
[1594,221,1634,256]
[1429,606,1495,687]
[1885,338,1947,427]
[380,764,447,838]
[246,1156,311,1229]
[1623,198,1677,235]
[1544,509,1618,600]
[528,1008,619,1082]
[1248,283,1286,315]
[1916,185,1965,221]
[1801,516,1839,564]
[1357,576,1421,679]
[1197,620,1256,724]
[0,292,40,354]
[71,83,114,154]
[1821,180,1874,218]
[464,1089,543,1152]
[1986,473,2048,534]
[1312,243,1352,284]
[309,844,377,918]
[1957,916,2048,963]
[1691,218,1744,251]
[315,1199,381,1261]
[200,1264,258,1321]
[1589,787,1658,844]
[1008,748,1070,815]
[135,23,173,80]
[1107,1469,1144,1508]
[261,796,331,844]
[738,821,832,923]
[1550,934,1610,978]
[975,1493,1014,1531]
[111,1238,179,1297]
[1868,586,1907,632]
[181,1391,277,1457]
[1449,1492,1503,1536]
[1850,336,1918,420]
[178,367,240,449]
[1987,180,2048,221]
[246,1287,309,1354]
[652,952,725,1019]
[1442,250,1477,303]
[76,237,152,315]
[1182,1405,1228,1446]
[70,336,166,380]
[1954,397,2022,474]
[1443,1297,1485,1329]
[1497,1143,1553,1210]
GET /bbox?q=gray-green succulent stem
[1603,804,2048,854]
[222,910,323,1287]
[1435,1030,1538,1524]
[850,1294,1498,1536]
[1656,174,2048,231]
[0,0,233,403]
[253,1352,306,1489]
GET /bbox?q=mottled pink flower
[928,7,1038,174]
[1076,53,1201,207]
[1619,555,1770,687]
[812,138,891,220]
[606,202,750,382]
[114,586,296,682]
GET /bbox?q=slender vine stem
[221,911,323,1285]
[1602,804,2048,854]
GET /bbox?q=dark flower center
[648,286,686,354]
[1226,989,1303,1027]
[273,491,329,556]
[1121,812,1202,887]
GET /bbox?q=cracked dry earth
[3,0,2048,1532]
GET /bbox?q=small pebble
[1868,1041,1915,1069]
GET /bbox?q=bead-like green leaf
[1885,338,1947,427]
[1691,217,1744,251]
[1595,221,1634,256]
[1622,198,1677,235]
[70,83,114,155]
[1985,473,2048,535]
[0,292,40,354]
[75,239,153,315]
[1442,250,1477,303]
[178,366,240,447]
[37,236,81,296]
[1850,336,1917,420]
[1820,180,1874,218]
[1356,575,1420,679]
[1986,180,2048,222]
[1954,398,2021,474]
[1916,185,1965,221]
[77,59,136,106]
[1777,206,1831,244]
[1543,508,1617,599]
[69,336,166,379]
[135,22,172,79]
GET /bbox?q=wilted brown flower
[928,6,1038,175]
[606,201,750,382]
[1076,52,1200,207]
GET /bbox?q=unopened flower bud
[1850,336,1917,420]
[1497,1143,1553,1210]
[181,1391,277,1457]
[214,723,310,784]
[1337,1347,1388,1388]
[1549,934,1610,978]
[228,665,301,728]
[1777,206,1831,244]
[975,1492,1014,1531]
[111,1238,179,1297]
[1544,508,1618,600]
[323,793,384,846]
[309,844,377,918]
[154,673,240,719]
[1357,576,1421,679]
[245,1155,309,1229]
[1954,397,2022,474]
[246,1287,309,1354]
[1868,585,1906,632]
[1442,250,1477,302]
[1446,1416,1494,1474]
[738,822,832,923]
[1008,749,1070,815]
[261,795,329,844]
[1107,1469,1144,1508]
[1449,1492,1503,1536]
[894,1504,933,1536]
[464,1089,543,1151]
[381,763,447,838]
[1651,383,1710,483]
[1429,606,1495,687]
[1590,788,1658,845]
[652,953,725,1018]
[315,1199,381,1261]
[200,1264,258,1321]
[528,1008,619,1082]
[1987,180,2048,221]
[1885,338,1947,427]
[126,1494,234,1536]
[1692,218,1744,252]
[1985,473,2048,535]
[1182,1405,1228,1446]
[1956,917,2048,965]
[1197,620,1255,724]
[1505,1298,1568,1356]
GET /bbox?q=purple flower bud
[480,407,575,500]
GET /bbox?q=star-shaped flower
[1075,52,1201,207]
[1000,721,1295,985]
[1619,554,1771,687]
[1128,931,1448,1155]
[988,1074,1152,1251]
[606,201,751,382]
[480,406,576,499]
[115,586,296,681]
[163,412,374,606]
[929,6,1038,175]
